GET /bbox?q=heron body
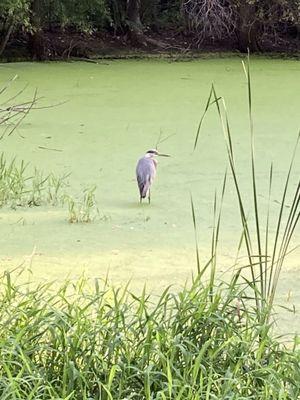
[136,149,170,203]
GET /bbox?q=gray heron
[136,149,170,203]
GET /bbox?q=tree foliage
[0,0,31,28]
[0,0,31,55]
[41,0,110,32]
[0,0,299,57]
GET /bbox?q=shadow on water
[108,198,164,210]
[108,199,146,209]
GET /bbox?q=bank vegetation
[0,0,299,60]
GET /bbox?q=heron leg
[148,189,151,204]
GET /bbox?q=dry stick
[0,108,33,128]
[38,146,63,152]
[2,96,44,110]
[155,130,163,149]
[24,100,69,110]
[70,57,110,65]
[7,89,38,136]
[157,132,176,146]
[0,87,69,139]
[2,98,68,112]
[0,83,29,106]
[0,75,18,96]
[162,133,176,143]
[0,95,40,134]
[155,130,176,150]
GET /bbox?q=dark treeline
[0,0,299,59]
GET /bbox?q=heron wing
[136,158,156,198]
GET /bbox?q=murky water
[0,58,299,335]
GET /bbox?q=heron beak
[158,153,171,157]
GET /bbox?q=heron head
[146,149,170,157]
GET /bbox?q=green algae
[0,58,299,334]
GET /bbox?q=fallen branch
[38,146,63,152]
[0,76,68,139]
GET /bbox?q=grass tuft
[63,186,100,223]
[193,56,299,324]
[0,153,69,209]
[0,153,101,224]
[0,270,299,399]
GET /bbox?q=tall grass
[63,186,100,223]
[0,59,299,399]
[193,55,299,324]
[0,153,100,223]
[0,270,299,399]
[0,153,69,208]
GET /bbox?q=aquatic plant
[0,57,298,400]
[63,186,99,223]
[0,152,101,224]
[0,270,299,399]
[193,55,299,325]
[0,153,69,208]
[47,171,72,206]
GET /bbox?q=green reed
[0,58,299,400]
[193,54,299,324]
[63,186,99,223]
[0,270,299,399]
[0,153,69,209]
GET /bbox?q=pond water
[0,58,299,335]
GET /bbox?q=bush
[41,0,111,33]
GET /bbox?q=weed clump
[0,153,69,208]
[0,153,100,223]
[0,271,299,399]
[63,186,99,223]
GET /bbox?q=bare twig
[0,75,18,96]
[155,130,176,149]
[0,78,68,139]
[0,83,29,106]
[181,0,236,44]
[38,146,63,152]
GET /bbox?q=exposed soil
[2,29,300,62]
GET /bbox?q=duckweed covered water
[0,58,299,333]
